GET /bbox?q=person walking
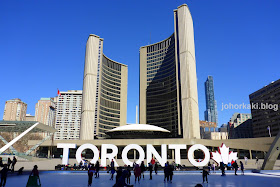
[134,164,141,184]
[148,162,153,180]
[11,156,17,173]
[255,157,259,165]
[232,161,238,175]
[202,169,209,183]
[88,165,95,187]
[240,161,244,175]
[151,157,155,168]
[0,164,8,187]
[7,158,11,170]
[140,161,145,179]
[95,161,100,178]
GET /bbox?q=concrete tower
[80,34,128,140]
[139,4,200,139]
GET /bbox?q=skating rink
[5,170,280,187]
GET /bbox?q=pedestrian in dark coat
[116,167,123,184]
[148,163,153,180]
[154,162,158,174]
[202,169,209,183]
[11,156,17,173]
[88,165,95,186]
[140,161,145,179]
[220,162,226,176]
[164,162,168,182]
[232,161,238,175]
[167,163,174,183]
[7,158,11,170]
[126,165,131,184]
[1,164,8,187]
[240,161,244,175]
[95,161,100,178]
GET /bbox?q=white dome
[108,124,170,133]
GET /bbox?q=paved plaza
[4,170,280,187]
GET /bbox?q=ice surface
[5,170,280,187]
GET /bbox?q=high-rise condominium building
[139,4,200,139]
[3,98,27,121]
[249,79,280,137]
[54,90,82,140]
[204,76,218,124]
[80,34,128,140]
[35,98,56,127]
[229,113,251,128]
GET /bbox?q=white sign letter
[146,144,167,167]
[122,144,145,166]
[57,143,76,165]
[76,144,99,164]
[101,144,119,167]
[188,144,210,167]
[169,144,187,164]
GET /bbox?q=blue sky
[0,0,279,126]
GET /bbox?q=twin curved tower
[139,4,200,139]
[80,4,200,140]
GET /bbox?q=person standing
[244,156,248,165]
[0,164,8,187]
[11,156,17,173]
[151,157,155,169]
[95,161,100,178]
[126,165,131,184]
[208,162,211,173]
[0,157,3,167]
[88,165,95,187]
[154,162,158,175]
[212,163,216,173]
[255,157,259,165]
[7,158,11,170]
[202,169,209,183]
[134,164,141,184]
[220,162,225,176]
[168,162,174,183]
[110,159,115,180]
[164,162,168,182]
[148,163,153,180]
[232,161,238,175]
[240,161,244,175]
[140,161,145,179]
[116,167,123,184]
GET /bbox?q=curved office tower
[139,4,200,139]
[80,34,127,140]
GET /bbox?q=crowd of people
[0,155,248,186]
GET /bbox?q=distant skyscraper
[54,90,82,140]
[204,76,218,124]
[3,98,27,121]
[139,4,200,139]
[35,98,56,127]
[80,35,128,140]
